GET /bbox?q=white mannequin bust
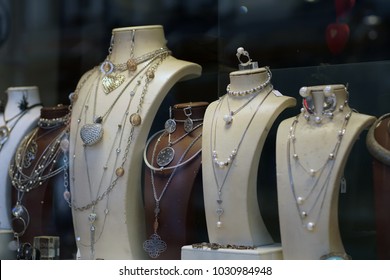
[0,86,42,259]
[201,49,296,249]
[276,84,376,259]
[69,25,201,260]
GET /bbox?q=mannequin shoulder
[160,56,202,81]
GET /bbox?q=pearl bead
[306,222,315,231]
[310,169,316,176]
[223,114,233,124]
[216,221,222,228]
[339,105,344,111]
[315,116,322,124]
[323,85,332,96]
[293,153,298,160]
[297,196,304,205]
[299,86,309,97]
[237,47,244,54]
[329,153,335,160]
[301,211,308,218]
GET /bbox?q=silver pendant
[0,125,10,145]
[164,119,176,134]
[23,140,38,168]
[156,146,175,167]
[184,118,193,133]
[143,233,167,258]
[80,123,103,146]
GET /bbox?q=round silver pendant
[0,125,10,145]
[80,123,103,146]
[164,119,176,134]
[184,118,193,133]
[156,146,175,167]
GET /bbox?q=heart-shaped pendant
[80,123,103,146]
[102,74,125,94]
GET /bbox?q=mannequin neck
[4,87,41,117]
[227,67,271,96]
[109,26,168,63]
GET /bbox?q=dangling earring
[164,106,176,134]
[183,106,194,133]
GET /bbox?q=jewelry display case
[1,0,390,260]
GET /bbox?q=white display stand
[188,51,295,260]
[69,25,201,259]
[276,84,376,259]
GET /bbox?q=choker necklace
[100,30,170,94]
[287,109,353,231]
[80,50,170,146]
[0,95,42,152]
[226,67,271,97]
[143,117,203,258]
[211,86,273,228]
[9,115,70,258]
[71,51,170,259]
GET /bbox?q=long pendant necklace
[0,95,42,152]
[287,109,352,231]
[70,52,170,259]
[210,86,273,228]
[143,123,203,258]
[9,115,70,258]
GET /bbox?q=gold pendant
[102,74,125,94]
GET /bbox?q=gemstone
[12,204,24,217]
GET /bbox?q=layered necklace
[287,90,352,232]
[0,94,42,152]
[100,30,169,94]
[70,47,170,259]
[9,111,70,259]
[142,107,203,258]
[210,82,273,228]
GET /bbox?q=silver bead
[299,86,309,97]
[315,116,322,124]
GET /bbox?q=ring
[236,47,252,66]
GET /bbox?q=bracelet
[191,242,255,250]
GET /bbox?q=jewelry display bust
[143,102,207,259]
[9,105,75,260]
[201,49,296,254]
[276,84,376,259]
[69,25,201,259]
[0,86,42,259]
[366,113,390,259]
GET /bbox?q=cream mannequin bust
[69,25,201,260]
[0,86,42,259]
[200,50,296,253]
[276,84,376,260]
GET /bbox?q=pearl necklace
[287,109,352,232]
[210,86,273,228]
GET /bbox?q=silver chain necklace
[210,86,273,228]
[71,52,170,259]
[143,126,202,258]
[287,109,352,231]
